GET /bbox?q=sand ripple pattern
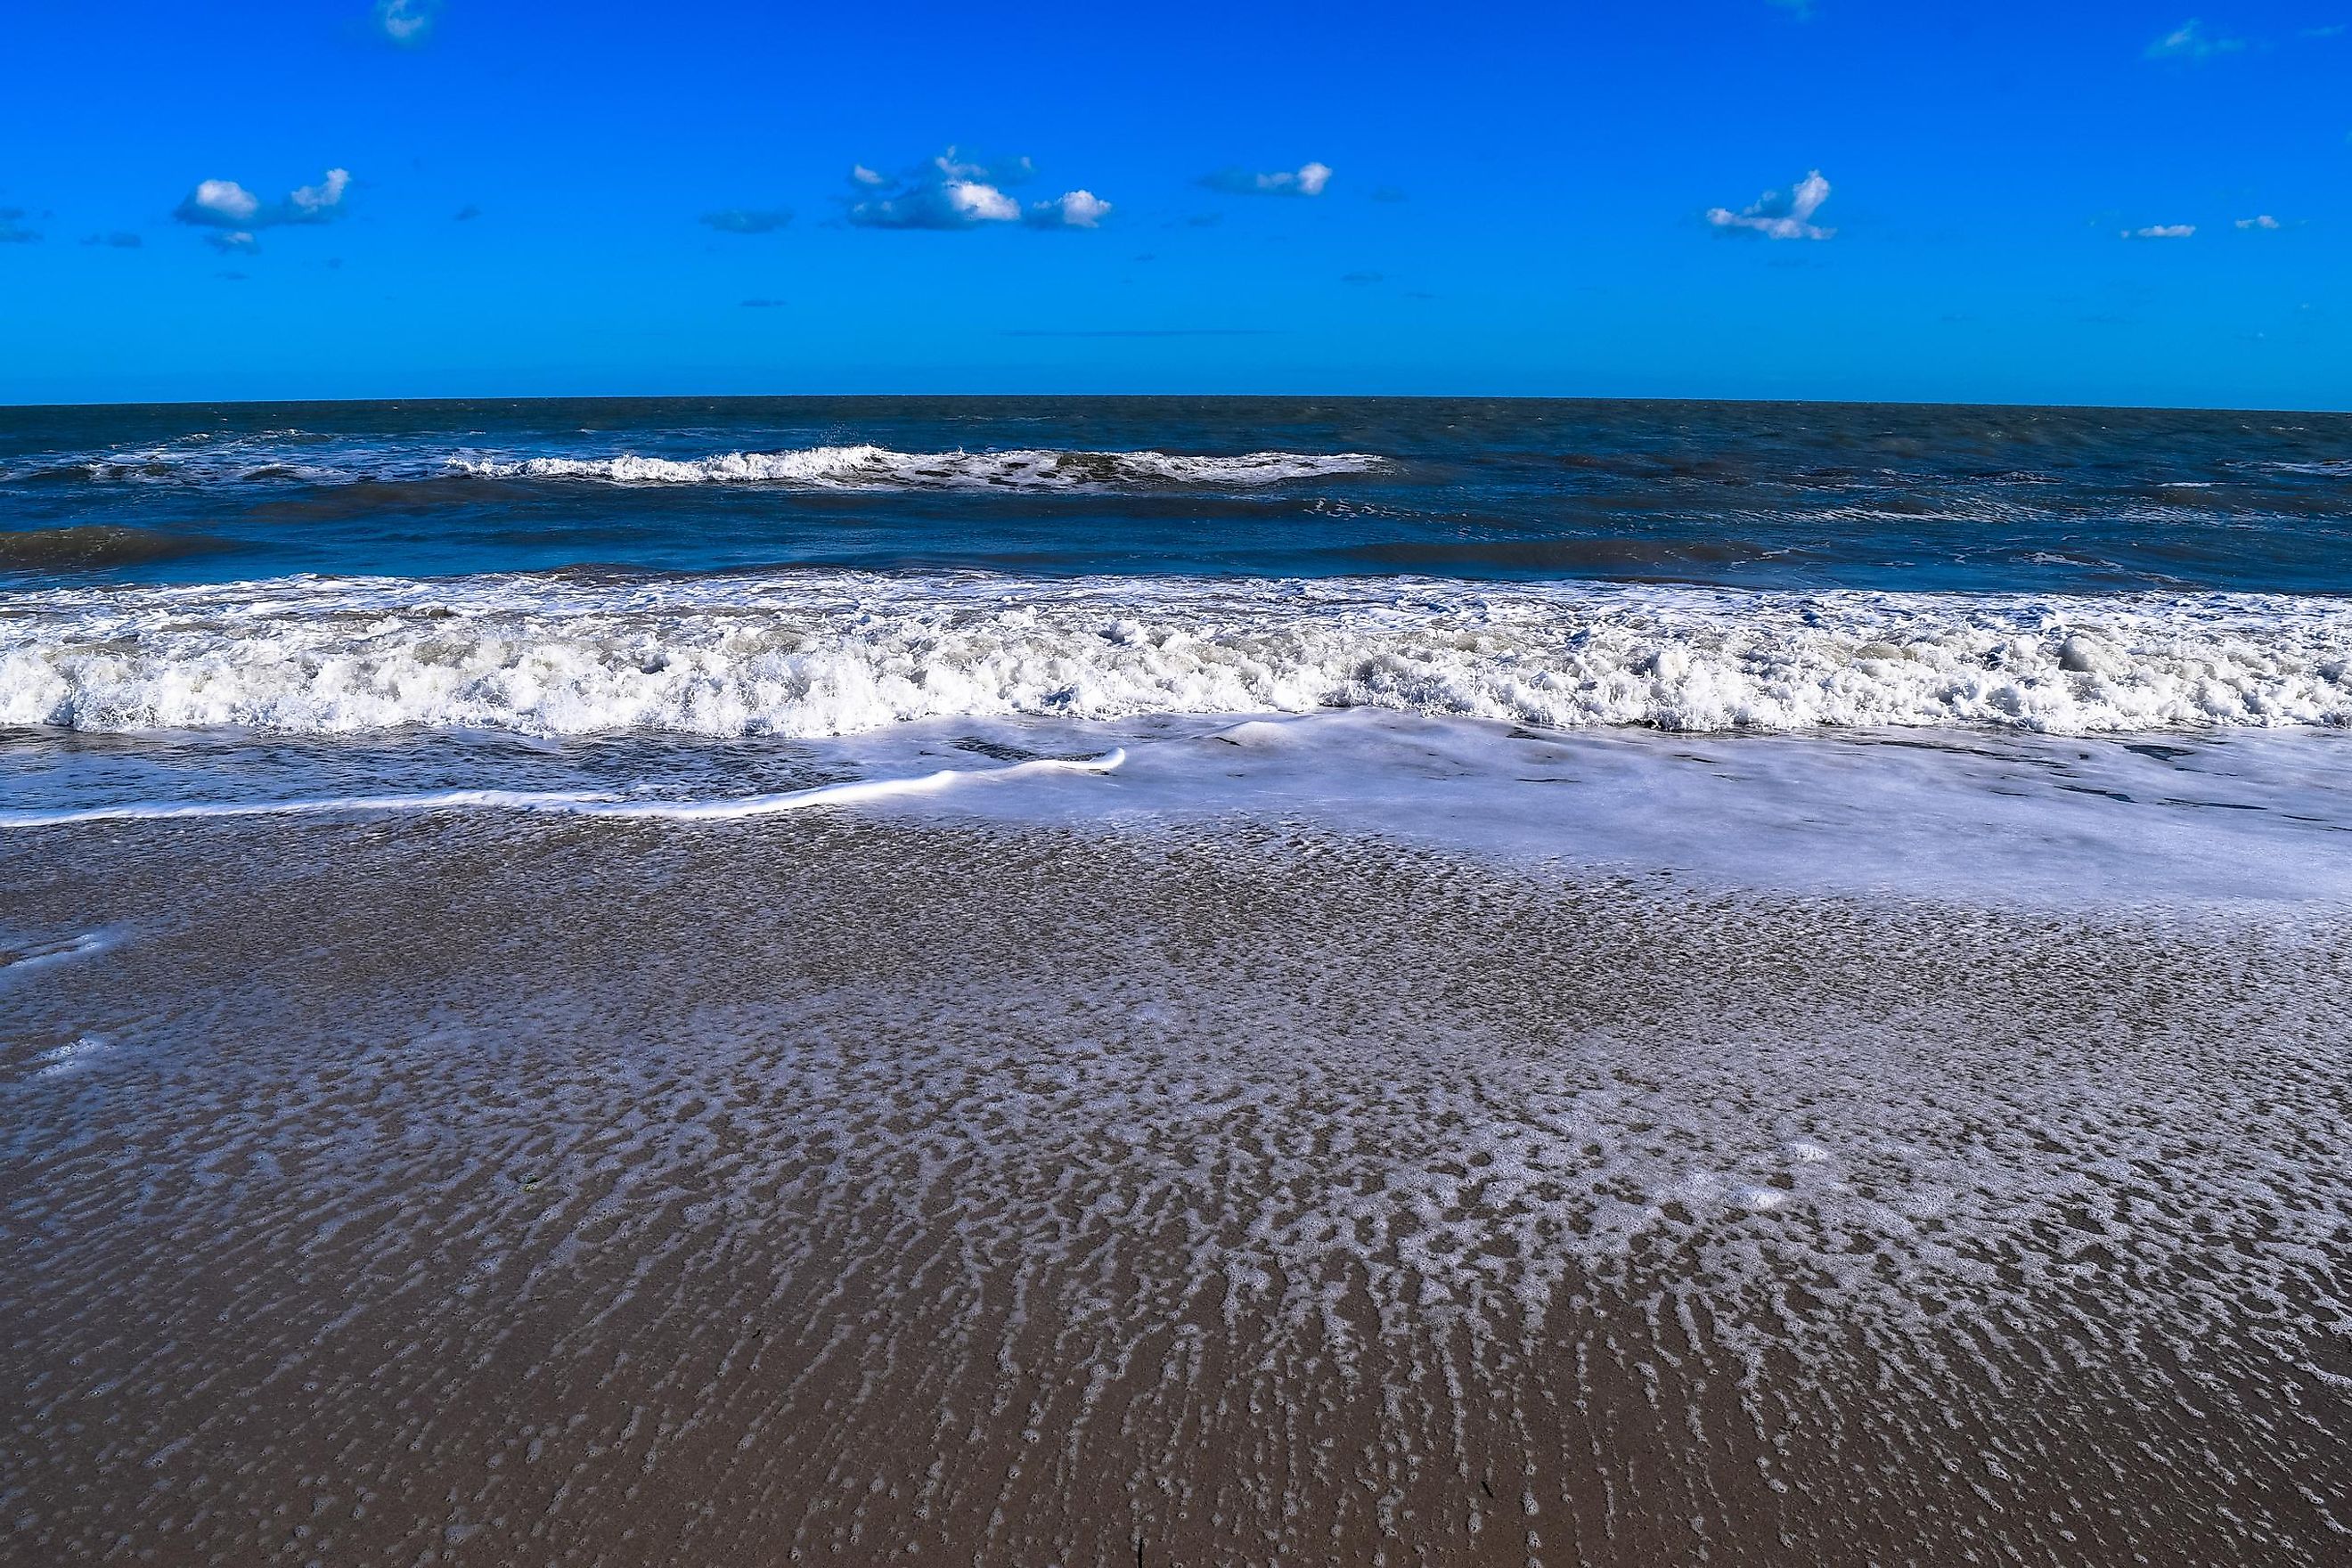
[4,819,2348,1564]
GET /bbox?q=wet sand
[4,813,2349,1565]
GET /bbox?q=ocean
[4,397,2350,1564]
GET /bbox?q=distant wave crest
[4,574,2348,739]
[8,437,1385,492]
[445,445,1386,490]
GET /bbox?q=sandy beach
[6,811,2348,1565]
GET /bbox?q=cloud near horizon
[1707,170,1833,240]
[174,168,351,250]
[845,150,1110,230]
[0,208,40,243]
[2235,214,2281,229]
[2124,223,2196,239]
[701,208,794,234]
[1199,161,1333,197]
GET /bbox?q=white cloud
[374,0,437,45]
[1028,189,1111,229]
[2145,20,2247,60]
[2236,213,2281,229]
[1707,170,1833,240]
[184,179,259,225]
[2124,224,2196,239]
[846,149,1110,232]
[174,168,352,248]
[945,180,1020,222]
[1201,160,1332,197]
[288,168,350,216]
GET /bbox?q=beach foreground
[5,811,2348,1566]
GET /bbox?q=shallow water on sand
[4,815,2348,1565]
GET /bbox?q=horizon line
[5,390,2348,418]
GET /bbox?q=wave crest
[8,437,1385,492]
[3,574,2348,738]
[445,445,1386,490]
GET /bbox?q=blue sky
[1,1,2346,407]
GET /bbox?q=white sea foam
[3,572,2348,739]
[0,752,1123,829]
[444,445,1385,489]
[4,438,1384,490]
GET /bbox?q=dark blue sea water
[3,396,2348,904]
[4,396,2349,592]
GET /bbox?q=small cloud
[176,168,352,249]
[1200,160,1333,197]
[0,208,39,243]
[453,204,481,221]
[2145,20,2247,61]
[846,148,1107,232]
[1369,185,1408,203]
[1707,169,1834,240]
[2235,213,2281,229]
[1341,271,1383,285]
[205,231,260,253]
[373,0,437,46]
[1027,190,1110,229]
[2305,24,2348,38]
[701,207,794,234]
[2123,223,2196,239]
[739,297,788,308]
[82,231,143,248]
[179,178,260,226]
[216,270,249,281]
[286,168,351,218]
[1769,0,1817,17]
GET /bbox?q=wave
[445,445,1385,490]
[0,753,1125,829]
[2,573,2348,739]
[8,437,1385,492]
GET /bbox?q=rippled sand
[4,815,2348,1565]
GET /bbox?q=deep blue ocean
[2,396,2348,905]
[4,396,2350,592]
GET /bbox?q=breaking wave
[9,438,1385,492]
[4,572,2348,738]
[445,445,1385,490]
